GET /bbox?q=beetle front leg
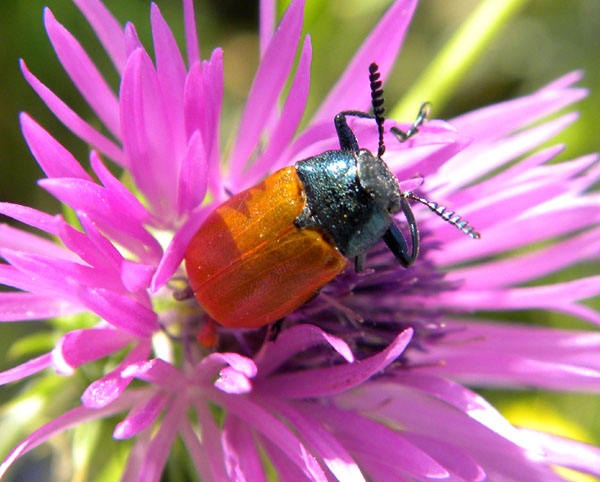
[390,102,431,142]
[334,110,375,152]
[383,197,419,267]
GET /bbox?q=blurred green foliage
[0,1,598,480]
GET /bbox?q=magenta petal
[120,48,177,218]
[177,130,208,215]
[151,3,187,159]
[197,351,258,381]
[261,436,312,481]
[78,287,158,337]
[228,0,305,178]
[20,62,126,167]
[121,358,186,392]
[259,0,276,57]
[403,433,486,482]
[209,389,327,481]
[124,22,143,55]
[222,416,267,482]
[120,424,153,482]
[72,0,126,73]
[178,421,215,482]
[137,397,186,482]
[193,400,230,480]
[182,0,200,65]
[246,35,312,186]
[258,324,354,377]
[214,367,253,394]
[39,177,162,262]
[113,391,169,439]
[313,0,417,123]
[258,328,412,398]
[52,328,133,375]
[0,353,51,385]
[151,204,211,291]
[519,428,600,476]
[44,8,121,139]
[393,372,533,451]
[304,402,449,480]
[271,400,366,482]
[0,392,138,478]
[81,341,152,408]
[0,292,82,322]
[90,151,153,226]
[120,260,155,293]
[20,113,90,180]
[0,221,73,259]
[77,211,125,268]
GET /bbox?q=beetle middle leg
[390,102,431,142]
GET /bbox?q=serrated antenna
[368,63,386,158]
[402,191,481,239]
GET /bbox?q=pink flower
[1,0,599,480]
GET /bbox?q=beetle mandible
[184,63,479,329]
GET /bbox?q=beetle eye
[356,150,402,214]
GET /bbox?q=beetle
[184,63,479,330]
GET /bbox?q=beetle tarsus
[390,101,431,142]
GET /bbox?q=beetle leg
[334,110,375,152]
[383,197,420,267]
[354,254,366,273]
[390,102,431,142]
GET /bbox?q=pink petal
[0,221,73,260]
[304,402,449,480]
[245,35,312,187]
[151,3,187,160]
[259,0,276,57]
[124,22,144,55]
[20,113,90,180]
[450,84,586,142]
[271,400,366,482]
[137,397,186,482]
[214,367,253,394]
[402,433,486,482]
[183,0,200,65]
[257,328,412,398]
[312,0,418,123]
[519,428,600,476]
[222,416,267,482]
[193,400,230,480]
[151,204,211,291]
[81,341,152,408]
[260,436,312,481]
[90,152,154,226]
[120,424,153,482]
[393,372,534,450]
[0,292,82,322]
[209,389,327,481]
[539,70,584,91]
[228,0,305,178]
[0,392,140,478]
[433,112,580,197]
[451,227,600,288]
[197,352,258,381]
[39,177,163,262]
[78,287,158,337]
[77,211,125,268]
[121,358,186,392]
[178,421,215,482]
[20,64,126,167]
[0,353,51,385]
[120,48,177,218]
[183,51,224,198]
[257,324,354,377]
[113,391,169,439]
[72,0,126,73]
[177,130,208,215]
[435,197,600,265]
[44,8,121,139]
[52,328,133,375]
[121,260,155,293]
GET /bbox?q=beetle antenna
[402,191,481,239]
[368,63,386,158]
